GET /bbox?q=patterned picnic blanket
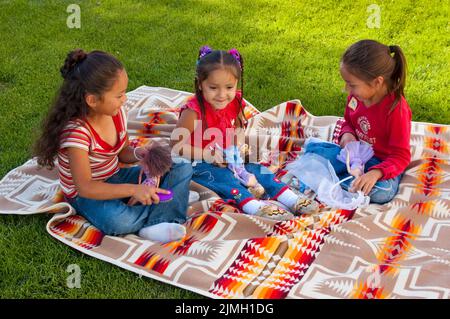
[1,86,449,299]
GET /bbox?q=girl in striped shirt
[34,49,193,243]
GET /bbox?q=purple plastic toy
[156,189,173,202]
[337,141,374,177]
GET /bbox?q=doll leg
[192,162,293,220]
[244,163,288,198]
[192,162,255,206]
[245,163,319,215]
[228,163,258,187]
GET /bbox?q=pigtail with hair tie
[198,45,213,61]
[387,44,407,113]
[389,45,406,94]
[228,48,242,70]
[388,45,396,58]
[228,48,246,128]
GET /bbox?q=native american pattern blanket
[1,86,449,299]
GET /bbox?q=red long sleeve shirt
[339,93,412,180]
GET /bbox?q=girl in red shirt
[306,40,411,204]
[172,46,319,220]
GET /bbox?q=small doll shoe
[231,166,257,187]
[255,204,294,221]
[248,183,265,199]
[292,194,319,215]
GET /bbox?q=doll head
[141,141,172,178]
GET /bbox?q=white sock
[276,189,298,210]
[138,223,186,243]
[242,199,263,215]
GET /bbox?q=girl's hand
[340,133,357,148]
[350,169,383,195]
[127,184,170,206]
[206,148,227,167]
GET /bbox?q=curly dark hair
[33,49,123,169]
[141,141,173,177]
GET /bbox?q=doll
[138,141,174,202]
[336,141,374,177]
[218,143,266,199]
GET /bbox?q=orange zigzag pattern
[50,215,104,250]
[412,201,436,216]
[187,212,221,233]
[165,235,198,256]
[415,155,445,196]
[143,122,161,135]
[353,215,421,299]
[252,228,331,299]
[425,137,449,154]
[377,216,421,275]
[268,216,316,236]
[285,101,306,118]
[243,105,260,119]
[209,228,331,299]
[133,236,197,274]
[129,137,149,148]
[133,209,225,271]
[426,125,448,136]
[134,251,170,274]
[353,281,388,299]
[209,237,284,298]
[210,209,355,299]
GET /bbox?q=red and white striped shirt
[57,107,128,198]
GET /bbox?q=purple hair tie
[199,45,213,60]
[228,48,242,68]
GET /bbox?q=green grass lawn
[0,0,448,298]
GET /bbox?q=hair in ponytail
[34,49,123,169]
[388,45,407,101]
[342,40,407,111]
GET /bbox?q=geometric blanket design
[0,86,449,299]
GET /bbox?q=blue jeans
[192,162,288,206]
[304,141,402,204]
[68,162,193,236]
